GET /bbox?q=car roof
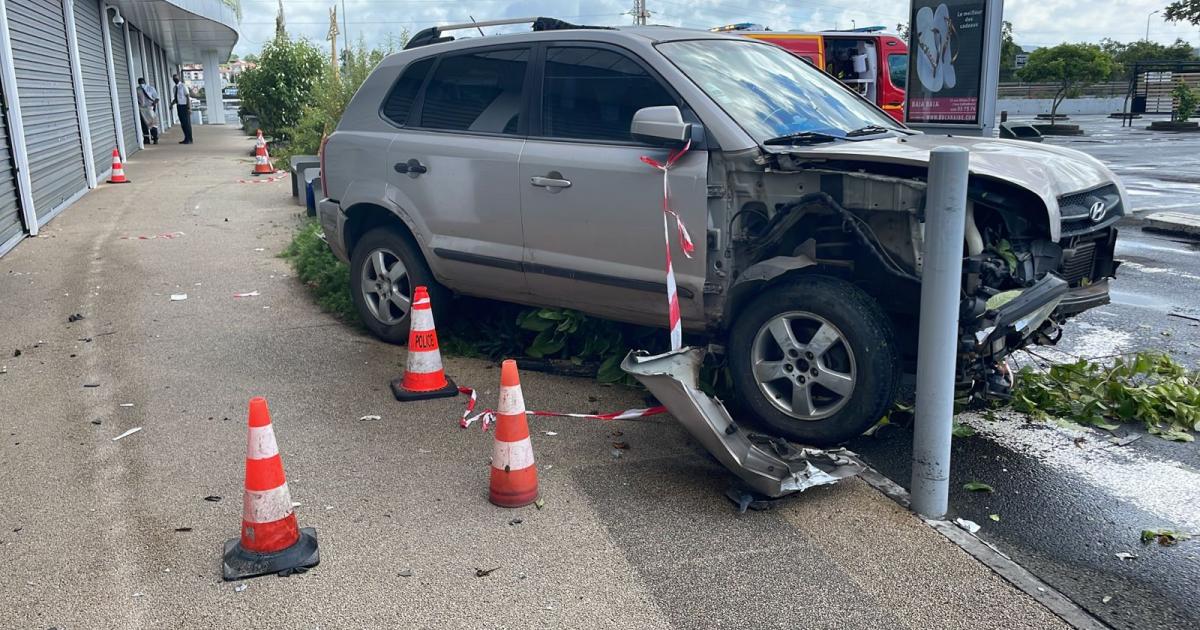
[404,22,748,51]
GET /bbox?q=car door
[519,43,708,329]
[385,46,533,300]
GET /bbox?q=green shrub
[281,220,356,322]
[1173,80,1200,123]
[238,36,325,141]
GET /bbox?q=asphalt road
[852,115,1200,630]
[0,126,1069,629]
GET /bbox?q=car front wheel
[728,275,899,446]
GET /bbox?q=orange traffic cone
[252,130,274,175]
[107,148,130,183]
[490,360,539,507]
[390,285,459,401]
[222,397,319,580]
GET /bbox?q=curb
[855,466,1112,630]
[1142,212,1200,240]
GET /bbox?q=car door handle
[530,173,571,189]
[394,159,427,176]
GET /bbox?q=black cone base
[222,527,319,581]
[390,376,458,402]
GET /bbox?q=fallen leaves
[963,481,994,493]
[1141,528,1190,546]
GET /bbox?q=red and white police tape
[640,140,694,351]
[454,145,694,430]
[457,386,667,431]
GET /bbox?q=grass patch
[281,220,357,322]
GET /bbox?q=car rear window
[541,46,675,142]
[382,57,434,126]
[418,48,529,134]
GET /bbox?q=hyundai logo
[1089,201,1108,222]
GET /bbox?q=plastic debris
[170,294,187,301]
[234,583,248,592]
[474,567,500,577]
[112,427,142,441]
[68,313,84,322]
[954,518,981,534]
[1115,552,1137,561]
[83,383,100,388]
[119,403,134,407]
[173,527,192,532]
[988,514,1001,522]
[358,414,382,422]
[398,568,413,578]
[508,518,523,526]
[1102,595,1113,604]
[253,248,265,252]
[90,419,101,425]
[233,291,260,298]
[203,495,222,502]
[534,498,545,510]
[543,431,558,436]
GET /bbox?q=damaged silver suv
[319,19,1124,445]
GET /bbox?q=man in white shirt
[171,74,193,144]
[136,78,159,145]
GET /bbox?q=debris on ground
[111,427,142,441]
[963,481,994,493]
[233,291,260,298]
[1115,552,1137,561]
[1102,595,1113,604]
[83,383,100,388]
[13,349,21,357]
[612,441,629,450]
[90,419,101,425]
[543,431,557,436]
[67,313,84,322]
[398,568,413,577]
[474,567,500,577]
[508,518,523,526]
[989,514,1001,522]
[170,294,187,301]
[1109,434,1143,447]
[203,495,222,502]
[358,414,381,422]
[952,422,976,438]
[234,583,248,593]
[119,403,134,407]
[610,448,623,459]
[1141,529,1189,546]
[955,518,982,534]
[173,527,192,532]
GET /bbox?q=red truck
[710,24,909,123]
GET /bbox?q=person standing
[136,78,160,145]
[171,74,193,144]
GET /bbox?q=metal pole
[1146,10,1158,41]
[910,146,970,520]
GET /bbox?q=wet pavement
[851,115,1200,630]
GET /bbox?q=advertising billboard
[906,0,1002,133]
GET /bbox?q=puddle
[1109,288,1172,311]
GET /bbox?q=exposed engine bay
[704,149,1121,400]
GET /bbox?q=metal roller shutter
[7,0,88,221]
[72,0,116,171]
[0,79,24,253]
[110,20,136,153]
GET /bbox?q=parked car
[319,19,1125,445]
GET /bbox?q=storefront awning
[105,0,239,63]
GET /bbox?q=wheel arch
[722,255,820,331]
[342,202,424,263]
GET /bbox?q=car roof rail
[404,16,613,50]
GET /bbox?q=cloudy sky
[233,0,1200,56]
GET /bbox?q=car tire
[727,275,899,446]
[349,225,445,345]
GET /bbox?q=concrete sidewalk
[0,125,1071,629]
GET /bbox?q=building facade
[0,0,238,256]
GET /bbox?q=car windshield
[658,39,903,144]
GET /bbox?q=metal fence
[996,82,1129,99]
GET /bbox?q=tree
[999,21,1022,80]
[1165,0,1200,24]
[1017,43,1117,122]
[1174,80,1200,122]
[236,36,324,139]
[1100,38,1196,78]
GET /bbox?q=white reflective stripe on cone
[243,482,294,524]
[246,425,280,460]
[406,348,444,373]
[492,436,535,471]
[498,384,525,416]
[410,304,435,332]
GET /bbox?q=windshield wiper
[844,125,893,137]
[763,131,841,146]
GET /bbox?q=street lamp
[1146,9,1159,41]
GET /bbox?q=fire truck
[711,24,909,123]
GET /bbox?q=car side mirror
[631,106,692,147]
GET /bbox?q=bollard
[1000,110,1008,123]
[910,146,970,519]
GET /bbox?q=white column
[0,0,39,233]
[203,50,225,124]
[123,22,142,150]
[62,0,97,188]
[99,3,126,161]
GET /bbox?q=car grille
[1059,184,1122,237]
[1059,241,1097,286]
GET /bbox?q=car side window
[382,57,435,126]
[417,48,529,134]
[541,46,676,142]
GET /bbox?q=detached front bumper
[317,198,349,263]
